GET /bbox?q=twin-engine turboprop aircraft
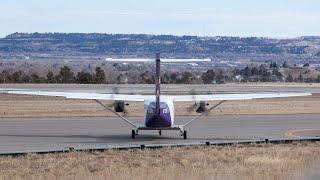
[1,54,311,139]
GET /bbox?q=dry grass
[0,143,319,180]
[0,93,320,118]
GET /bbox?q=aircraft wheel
[183,130,187,139]
[159,130,162,136]
[131,130,136,139]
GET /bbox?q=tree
[201,70,215,84]
[46,71,56,83]
[162,73,170,84]
[243,66,252,77]
[286,74,294,82]
[270,61,278,69]
[258,64,268,76]
[10,71,23,83]
[76,71,93,84]
[21,74,31,83]
[30,73,44,83]
[139,71,153,84]
[169,73,178,83]
[179,71,193,84]
[297,74,304,82]
[216,70,226,84]
[317,75,320,83]
[282,61,289,68]
[56,66,75,83]
[0,71,9,83]
[94,67,106,84]
[251,67,259,76]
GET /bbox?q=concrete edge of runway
[1,137,320,157]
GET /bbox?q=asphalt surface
[0,114,319,153]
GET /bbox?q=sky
[0,0,320,38]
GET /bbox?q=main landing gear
[131,130,136,139]
[182,130,187,139]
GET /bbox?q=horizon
[2,32,320,39]
[1,0,319,38]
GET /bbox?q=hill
[1,33,320,64]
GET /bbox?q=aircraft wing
[4,90,150,101]
[170,92,312,102]
[1,89,312,102]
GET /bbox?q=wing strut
[182,100,226,127]
[94,99,137,128]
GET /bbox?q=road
[0,114,319,153]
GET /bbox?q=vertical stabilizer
[155,53,161,115]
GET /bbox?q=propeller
[104,87,130,116]
[186,88,210,113]
[186,89,197,112]
[103,87,120,107]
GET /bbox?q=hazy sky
[1,0,319,38]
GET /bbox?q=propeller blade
[186,89,197,112]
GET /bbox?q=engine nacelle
[194,101,209,113]
[114,101,129,112]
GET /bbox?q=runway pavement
[0,114,319,153]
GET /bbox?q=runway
[0,114,319,153]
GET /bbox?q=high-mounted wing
[170,92,311,102]
[1,89,312,101]
[4,90,151,101]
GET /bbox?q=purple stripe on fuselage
[146,102,171,128]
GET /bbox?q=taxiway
[0,114,319,153]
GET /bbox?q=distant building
[187,63,199,67]
[235,75,243,83]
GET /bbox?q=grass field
[0,142,319,180]
[1,83,320,117]
[0,93,320,118]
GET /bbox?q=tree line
[0,66,106,84]
[1,63,320,84]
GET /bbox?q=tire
[131,130,136,139]
[183,130,187,139]
[159,130,162,136]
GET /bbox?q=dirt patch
[284,129,320,138]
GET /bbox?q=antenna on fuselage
[155,53,161,115]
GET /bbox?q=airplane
[1,53,311,139]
